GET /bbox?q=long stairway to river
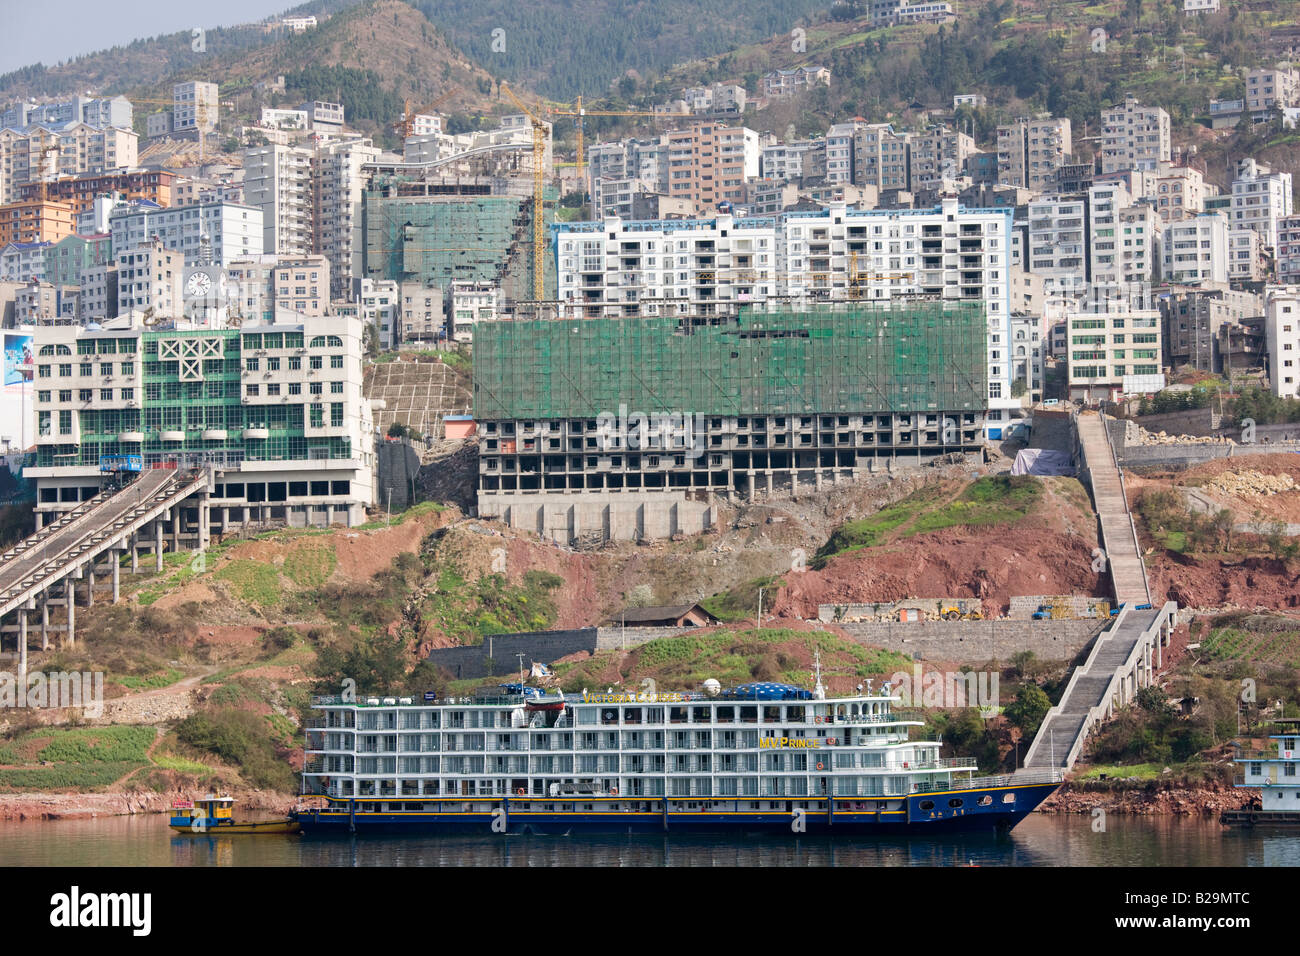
[1019,411,1174,773]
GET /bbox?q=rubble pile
[1205,470,1297,498]
[1137,427,1233,446]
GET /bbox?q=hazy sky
[0,0,298,73]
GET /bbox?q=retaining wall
[838,619,1106,663]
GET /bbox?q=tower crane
[394,88,459,141]
[130,95,213,161]
[545,97,692,213]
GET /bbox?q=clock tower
[183,266,230,327]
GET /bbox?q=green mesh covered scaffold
[473,301,988,419]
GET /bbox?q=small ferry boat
[1223,718,1300,827]
[296,656,1063,836]
[169,794,300,834]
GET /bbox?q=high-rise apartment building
[1100,97,1171,173]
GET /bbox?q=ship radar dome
[702,679,721,696]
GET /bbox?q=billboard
[2,332,34,451]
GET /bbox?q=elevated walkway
[1021,600,1177,771]
[0,467,212,675]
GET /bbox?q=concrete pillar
[41,600,49,651]
[65,585,75,648]
[86,568,95,607]
[112,552,120,603]
[155,519,164,573]
[171,508,179,552]
[18,608,28,681]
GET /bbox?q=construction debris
[1205,470,1297,498]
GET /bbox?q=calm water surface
[1,814,1297,866]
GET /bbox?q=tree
[625,584,655,608]
[1005,683,1052,737]
[387,422,408,439]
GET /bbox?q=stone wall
[838,619,1107,663]
[594,626,696,650]
[376,439,422,511]
[477,492,716,543]
[424,628,599,680]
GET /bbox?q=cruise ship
[297,659,1062,835]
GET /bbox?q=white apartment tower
[996,117,1072,192]
[1100,97,1171,173]
[1265,287,1300,399]
[1231,158,1293,250]
[174,81,219,132]
[243,144,315,257]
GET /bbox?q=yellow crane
[545,96,692,211]
[394,88,459,141]
[501,82,548,302]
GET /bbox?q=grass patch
[700,575,784,623]
[1076,762,1165,781]
[214,559,282,607]
[816,477,1040,565]
[114,668,184,691]
[419,568,563,644]
[151,753,215,775]
[282,541,337,590]
[0,726,155,792]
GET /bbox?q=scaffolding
[473,300,987,421]
[361,187,558,303]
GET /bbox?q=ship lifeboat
[525,695,566,712]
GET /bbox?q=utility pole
[757,587,765,630]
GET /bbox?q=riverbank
[1041,778,1247,817]
[0,788,298,822]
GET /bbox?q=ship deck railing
[1230,750,1295,761]
[1232,775,1289,787]
[311,694,907,709]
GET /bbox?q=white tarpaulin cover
[1010,448,1075,476]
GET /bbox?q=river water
[2,813,1297,866]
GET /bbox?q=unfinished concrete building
[472,300,987,541]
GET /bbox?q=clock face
[186,271,212,297]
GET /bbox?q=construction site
[471,299,988,541]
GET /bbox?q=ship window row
[329,702,897,732]
[315,774,925,799]
[321,728,913,754]
[319,723,909,754]
[336,751,918,776]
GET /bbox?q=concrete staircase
[1018,411,1178,773]
[1077,412,1150,606]
[1023,604,1171,771]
